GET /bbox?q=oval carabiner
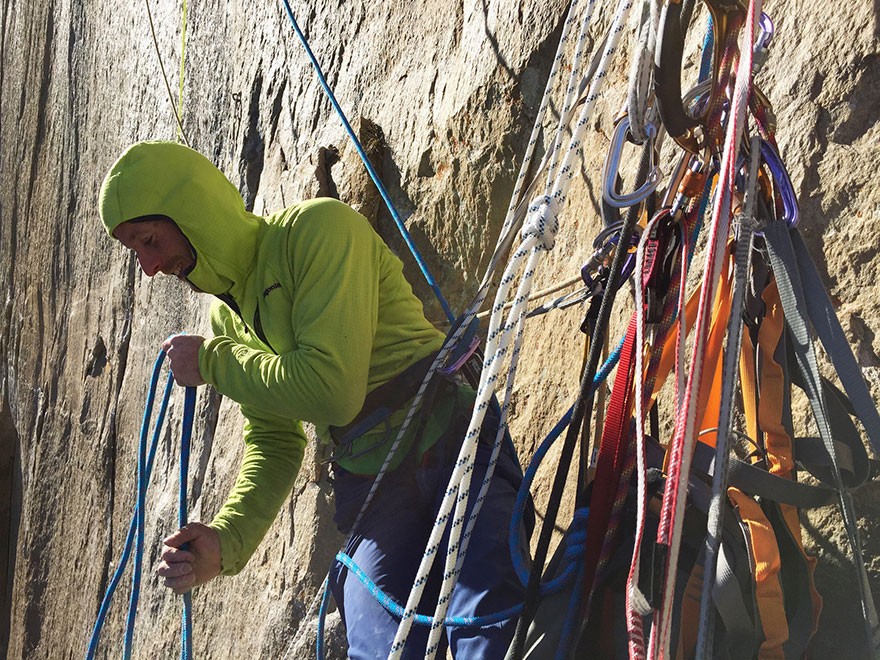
[752,12,774,74]
[602,116,663,209]
[581,221,641,291]
[682,79,712,118]
[760,140,799,228]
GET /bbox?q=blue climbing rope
[87,359,173,659]
[699,16,714,85]
[316,576,333,660]
[279,0,454,323]
[86,349,196,659]
[509,408,583,593]
[123,353,170,657]
[178,384,197,660]
[335,552,523,628]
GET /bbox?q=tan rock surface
[1,1,878,658]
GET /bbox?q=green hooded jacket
[99,141,450,574]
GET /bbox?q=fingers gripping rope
[521,195,561,251]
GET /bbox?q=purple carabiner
[438,335,480,375]
[760,140,799,228]
[581,227,639,291]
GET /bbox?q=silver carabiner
[602,115,663,209]
[753,13,774,74]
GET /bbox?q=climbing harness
[86,349,196,660]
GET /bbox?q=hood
[99,140,261,295]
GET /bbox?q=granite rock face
[1,1,878,658]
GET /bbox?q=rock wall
[1,0,878,658]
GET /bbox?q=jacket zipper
[216,293,277,354]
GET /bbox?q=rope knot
[521,195,560,251]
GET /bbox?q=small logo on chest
[263,282,282,298]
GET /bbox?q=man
[99,140,528,657]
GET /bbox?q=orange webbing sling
[737,274,822,659]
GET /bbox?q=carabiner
[602,116,663,209]
[682,79,712,119]
[581,221,640,291]
[760,140,799,228]
[677,13,774,127]
[752,13,774,74]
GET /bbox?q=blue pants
[328,406,530,659]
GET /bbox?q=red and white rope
[648,2,761,657]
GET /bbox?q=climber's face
[113,217,196,281]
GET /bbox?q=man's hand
[156,522,222,594]
[163,334,206,386]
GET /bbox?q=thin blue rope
[86,350,196,659]
[316,576,333,660]
[87,366,173,659]
[279,0,454,323]
[178,386,197,660]
[508,416,588,596]
[699,16,714,84]
[336,552,523,628]
[124,352,172,658]
[510,408,572,588]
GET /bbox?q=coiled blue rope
[86,350,196,659]
[279,0,454,324]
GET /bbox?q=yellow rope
[177,0,187,143]
[145,0,190,146]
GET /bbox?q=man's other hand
[163,334,206,386]
[156,522,222,594]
